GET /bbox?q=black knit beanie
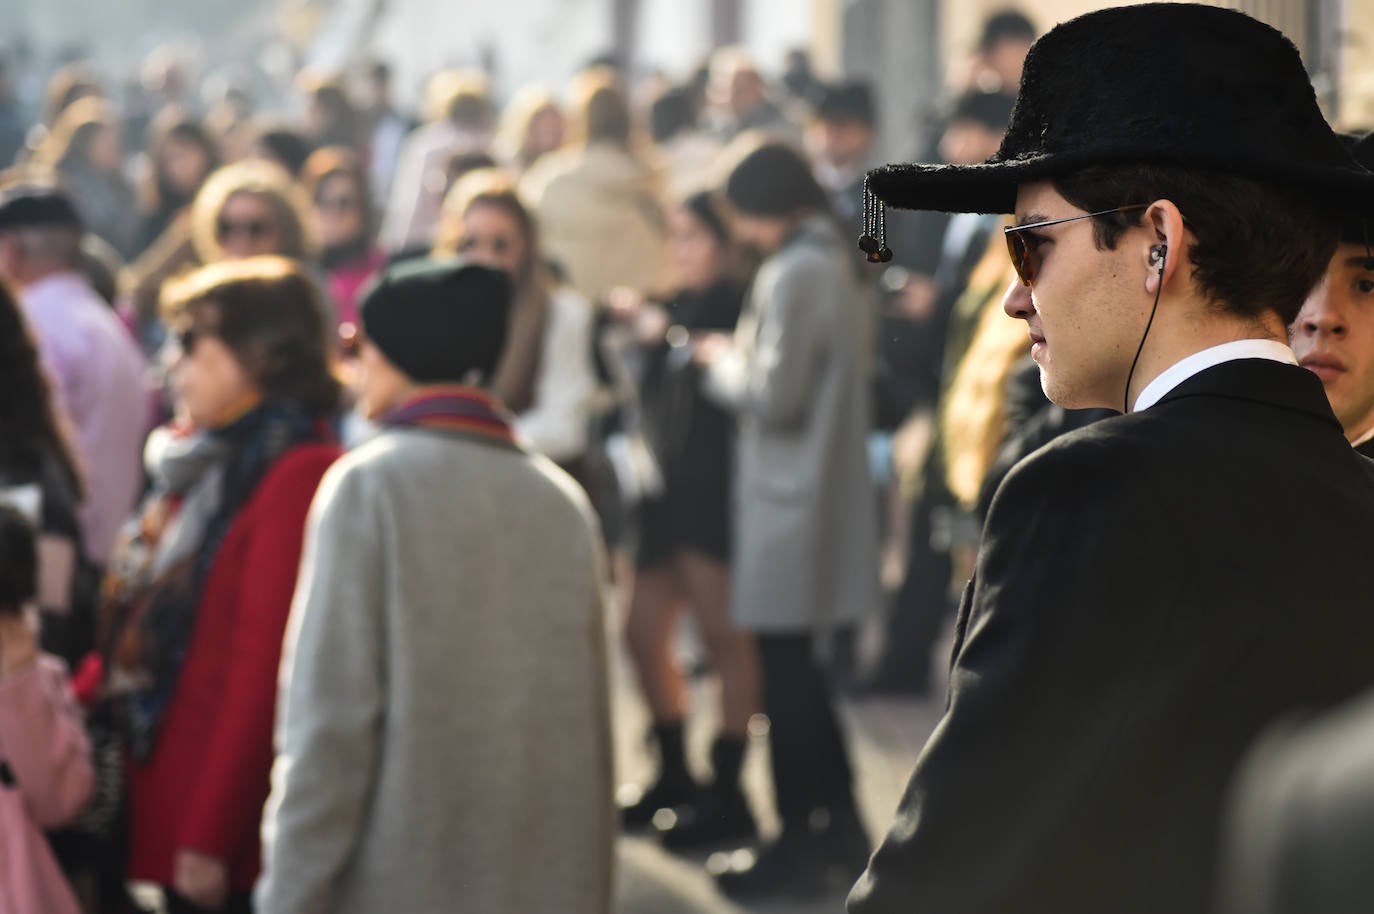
[725,142,828,217]
[359,258,512,384]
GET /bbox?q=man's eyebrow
[1015,212,1048,228]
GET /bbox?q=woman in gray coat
[695,140,881,902]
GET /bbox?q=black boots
[621,722,699,829]
[659,735,757,850]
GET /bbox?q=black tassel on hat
[858,174,891,264]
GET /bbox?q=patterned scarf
[381,385,519,447]
[116,401,325,759]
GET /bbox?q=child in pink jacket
[0,505,93,914]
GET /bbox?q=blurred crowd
[12,5,1361,914]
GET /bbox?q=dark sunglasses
[1004,205,1150,287]
[217,218,275,241]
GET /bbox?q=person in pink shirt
[0,182,149,567]
[0,505,94,914]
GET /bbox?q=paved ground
[610,615,950,914]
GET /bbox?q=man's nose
[1299,290,1347,337]
[1002,279,1033,319]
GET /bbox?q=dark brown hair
[0,281,85,499]
[1055,164,1338,325]
[0,506,37,615]
[161,256,342,417]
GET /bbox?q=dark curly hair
[0,282,85,499]
[160,256,343,418]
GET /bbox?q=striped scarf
[381,386,519,447]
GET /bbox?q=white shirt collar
[1132,339,1297,413]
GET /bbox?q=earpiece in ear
[1150,244,1168,266]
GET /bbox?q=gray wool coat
[705,215,882,635]
[255,428,614,914]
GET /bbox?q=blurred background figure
[704,48,797,145]
[436,168,591,448]
[107,258,341,914]
[807,79,878,239]
[615,189,759,851]
[356,59,410,213]
[380,69,494,253]
[245,121,314,178]
[0,279,96,668]
[521,68,671,307]
[964,8,1037,93]
[647,84,719,199]
[0,505,94,914]
[494,85,565,176]
[0,54,30,168]
[696,141,879,902]
[190,160,315,266]
[301,147,384,332]
[132,110,219,260]
[301,72,361,152]
[35,97,137,258]
[0,182,146,571]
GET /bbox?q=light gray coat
[256,429,613,914]
[705,215,882,634]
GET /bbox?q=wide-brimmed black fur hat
[864,3,1374,223]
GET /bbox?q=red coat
[127,443,340,891]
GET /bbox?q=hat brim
[867,152,1374,217]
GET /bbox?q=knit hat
[359,258,512,384]
[862,4,1374,234]
[0,182,83,232]
[725,142,828,217]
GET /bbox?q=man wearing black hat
[0,182,145,571]
[1290,133,1374,456]
[848,6,1374,914]
[258,259,613,914]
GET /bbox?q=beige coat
[257,429,613,914]
[705,216,882,635]
[521,142,673,304]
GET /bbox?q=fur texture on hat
[867,4,1374,215]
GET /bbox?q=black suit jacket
[848,358,1374,914]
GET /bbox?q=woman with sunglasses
[190,161,316,265]
[106,257,341,914]
[301,147,386,332]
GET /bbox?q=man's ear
[1143,199,1186,295]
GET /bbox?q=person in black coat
[847,6,1374,914]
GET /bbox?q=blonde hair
[189,160,315,264]
[941,252,1028,509]
[565,68,633,148]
